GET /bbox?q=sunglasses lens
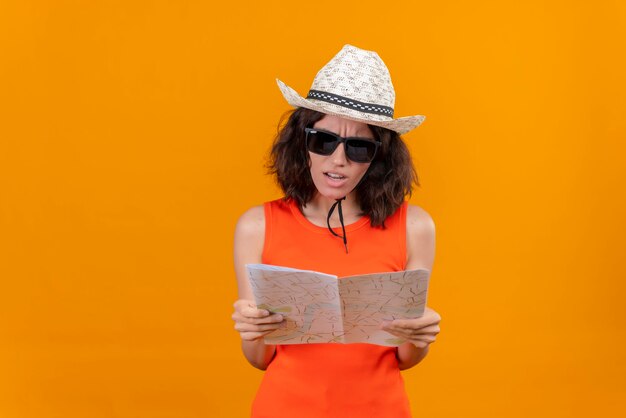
[346,139,378,163]
[307,131,339,155]
[306,129,378,163]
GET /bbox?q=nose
[330,142,348,166]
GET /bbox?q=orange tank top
[251,197,412,418]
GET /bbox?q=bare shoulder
[406,204,436,235]
[405,204,436,270]
[234,205,265,258]
[235,205,265,238]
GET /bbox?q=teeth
[326,173,345,179]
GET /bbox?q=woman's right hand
[232,299,285,341]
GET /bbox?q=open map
[246,264,431,347]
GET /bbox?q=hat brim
[276,78,425,135]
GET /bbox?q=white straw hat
[276,44,425,135]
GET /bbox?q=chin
[321,190,348,200]
[315,183,357,200]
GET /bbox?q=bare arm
[232,205,284,370]
[386,204,441,370]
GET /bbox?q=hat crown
[309,44,396,110]
[275,44,425,135]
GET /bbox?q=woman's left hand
[381,306,442,349]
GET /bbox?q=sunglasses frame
[304,127,381,163]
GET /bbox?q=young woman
[231,45,442,418]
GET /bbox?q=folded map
[246,263,431,347]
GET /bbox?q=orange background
[1,1,625,417]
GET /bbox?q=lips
[323,172,349,188]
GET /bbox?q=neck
[303,191,361,220]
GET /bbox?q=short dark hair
[266,108,419,227]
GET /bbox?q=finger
[419,324,441,335]
[385,328,439,341]
[424,307,442,323]
[253,313,284,324]
[240,306,271,318]
[384,322,440,336]
[380,319,418,332]
[382,330,437,347]
[380,325,412,340]
[385,332,434,349]
[382,329,411,341]
[381,323,439,341]
[235,321,284,333]
[233,299,253,309]
[233,300,272,318]
[233,312,284,325]
[233,299,260,312]
[389,317,440,330]
[407,333,437,343]
[409,335,437,347]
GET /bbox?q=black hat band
[306,89,394,117]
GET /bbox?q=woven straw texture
[277,44,425,135]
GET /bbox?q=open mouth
[324,172,346,180]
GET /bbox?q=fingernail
[276,315,283,321]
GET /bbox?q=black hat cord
[326,196,348,253]
[323,156,375,254]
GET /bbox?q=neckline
[288,198,371,234]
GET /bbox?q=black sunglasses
[304,127,381,163]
